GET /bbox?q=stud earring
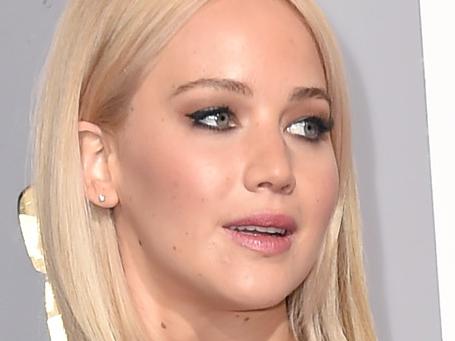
[98,194,106,203]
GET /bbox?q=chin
[228,291,289,312]
[215,279,297,311]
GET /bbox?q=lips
[222,212,298,234]
[221,212,297,255]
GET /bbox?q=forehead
[141,0,326,98]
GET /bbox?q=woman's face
[111,0,339,311]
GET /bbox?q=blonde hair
[31,0,376,340]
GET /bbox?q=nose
[243,125,296,195]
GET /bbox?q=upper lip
[222,212,298,233]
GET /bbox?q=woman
[20,0,376,340]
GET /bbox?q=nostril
[258,181,272,188]
[280,182,294,194]
[256,179,295,194]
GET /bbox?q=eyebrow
[288,86,331,105]
[171,77,330,105]
[172,78,253,97]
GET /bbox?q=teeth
[228,225,287,236]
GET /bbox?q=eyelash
[185,105,334,142]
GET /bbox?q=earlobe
[78,121,119,208]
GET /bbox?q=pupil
[217,113,229,127]
[306,123,317,136]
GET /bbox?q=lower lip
[223,228,293,255]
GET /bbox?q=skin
[79,0,339,340]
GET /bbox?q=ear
[78,121,119,208]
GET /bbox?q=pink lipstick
[222,213,297,255]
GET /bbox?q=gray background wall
[0,0,441,340]
[317,1,442,340]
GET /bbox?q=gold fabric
[17,186,67,341]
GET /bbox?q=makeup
[222,213,297,256]
[185,105,333,142]
[223,229,293,255]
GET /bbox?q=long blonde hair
[31,0,376,340]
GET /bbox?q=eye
[185,106,236,131]
[286,115,334,141]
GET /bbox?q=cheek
[307,157,339,225]
[298,145,339,220]
[114,118,232,243]
[291,147,339,264]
